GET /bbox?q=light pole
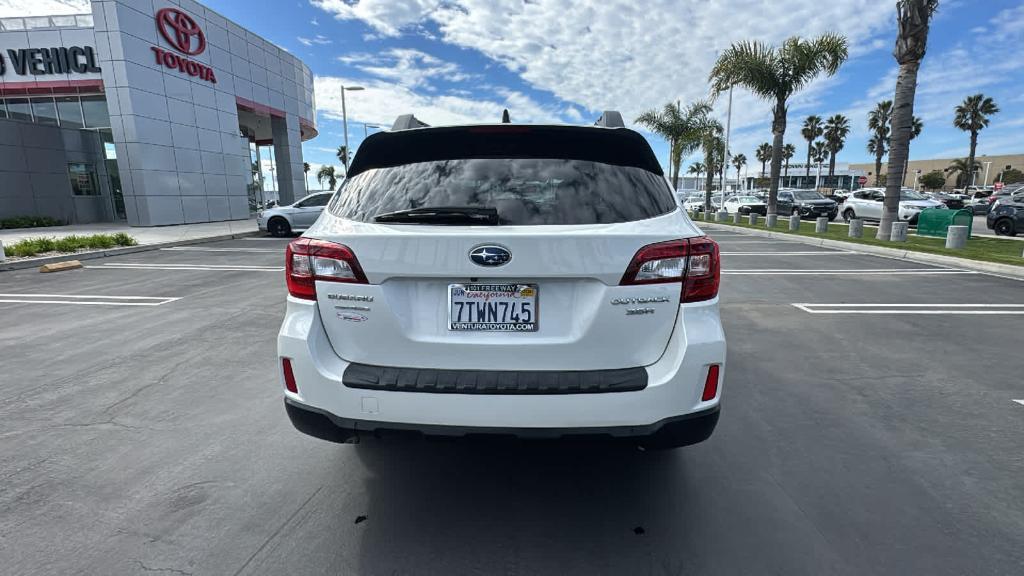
[339,85,364,175]
[720,84,733,209]
[982,161,992,186]
[363,123,380,138]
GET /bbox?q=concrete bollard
[815,217,829,233]
[766,214,778,228]
[704,211,714,222]
[732,212,741,224]
[0,240,5,263]
[717,210,729,223]
[848,219,864,238]
[789,214,801,231]
[891,221,909,242]
[945,225,968,249]
[748,213,760,226]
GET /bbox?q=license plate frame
[448,283,539,332]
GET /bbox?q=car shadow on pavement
[347,437,703,576]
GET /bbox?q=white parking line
[792,303,1024,315]
[89,263,284,272]
[720,251,856,256]
[244,237,289,241]
[725,269,975,275]
[160,247,281,253]
[1012,400,1024,407]
[0,294,180,306]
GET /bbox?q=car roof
[346,124,664,178]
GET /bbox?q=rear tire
[268,217,292,238]
[994,218,1016,236]
[843,209,856,223]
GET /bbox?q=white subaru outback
[278,113,726,448]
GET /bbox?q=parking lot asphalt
[1,230,1022,575]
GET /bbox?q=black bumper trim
[342,362,648,395]
[285,398,720,447]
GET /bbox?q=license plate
[448,283,538,332]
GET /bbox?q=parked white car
[840,188,945,224]
[278,116,726,449]
[722,195,767,215]
[681,192,715,212]
[257,192,333,237]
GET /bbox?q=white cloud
[297,34,333,46]
[0,0,87,16]
[310,0,442,36]
[340,47,473,89]
[314,75,564,129]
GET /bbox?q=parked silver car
[257,192,334,237]
[840,188,944,225]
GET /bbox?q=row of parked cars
[679,185,1024,235]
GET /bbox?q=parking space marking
[89,263,284,272]
[160,247,281,253]
[720,251,857,255]
[244,237,288,241]
[1013,400,1024,407]
[792,303,1024,315]
[0,294,180,306]
[725,268,975,275]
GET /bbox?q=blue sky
[7,0,1024,181]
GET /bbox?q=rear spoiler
[391,114,430,131]
[389,110,627,130]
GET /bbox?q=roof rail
[391,114,431,131]
[595,111,625,128]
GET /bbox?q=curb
[700,222,1024,280]
[0,230,263,272]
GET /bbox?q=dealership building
[0,0,317,225]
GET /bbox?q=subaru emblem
[469,245,511,267]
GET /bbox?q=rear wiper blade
[374,206,500,225]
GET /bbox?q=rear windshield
[328,158,677,225]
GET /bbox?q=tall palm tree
[636,100,715,189]
[316,165,337,191]
[755,143,773,177]
[336,145,350,175]
[953,93,999,189]
[782,143,796,181]
[732,153,747,188]
[867,100,893,186]
[801,116,824,177]
[822,114,850,185]
[946,158,981,189]
[709,33,849,216]
[811,141,828,187]
[902,116,924,187]
[688,162,705,188]
[700,121,725,211]
[303,162,310,191]
[880,0,940,239]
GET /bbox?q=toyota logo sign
[156,8,206,56]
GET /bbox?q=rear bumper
[278,296,726,433]
[286,397,719,444]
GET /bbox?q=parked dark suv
[777,189,838,220]
[987,194,1024,236]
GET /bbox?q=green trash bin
[917,208,973,238]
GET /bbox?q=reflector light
[282,357,298,393]
[702,364,720,401]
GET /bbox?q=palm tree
[636,100,715,189]
[709,33,849,216]
[867,100,893,186]
[946,158,981,189]
[755,143,773,177]
[811,141,828,187]
[879,0,940,239]
[732,153,747,188]
[700,121,725,211]
[782,143,796,181]
[303,162,310,191]
[822,114,850,185]
[901,116,924,187]
[688,162,705,188]
[336,145,350,175]
[801,116,823,177]
[953,93,999,189]
[316,165,337,191]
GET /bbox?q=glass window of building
[56,96,84,129]
[81,96,110,129]
[68,163,100,196]
[6,98,32,122]
[30,98,59,126]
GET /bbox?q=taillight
[702,364,720,401]
[282,357,298,393]
[286,238,367,300]
[619,237,720,303]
